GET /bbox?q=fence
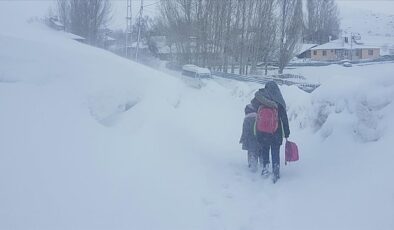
[212,71,320,93]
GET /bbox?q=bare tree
[56,0,111,45]
[222,0,233,73]
[305,0,340,44]
[277,0,303,74]
[57,0,69,29]
[249,0,277,75]
[156,0,305,76]
[159,0,195,64]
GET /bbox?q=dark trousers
[261,143,280,174]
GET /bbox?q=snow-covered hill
[1,1,394,230]
[338,0,394,55]
[338,0,394,36]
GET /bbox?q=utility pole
[350,32,353,61]
[125,0,132,58]
[135,0,144,61]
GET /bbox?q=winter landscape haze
[0,1,394,230]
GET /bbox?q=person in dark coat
[251,81,290,183]
[239,103,260,172]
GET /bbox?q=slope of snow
[338,0,394,55]
[1,2,394,230]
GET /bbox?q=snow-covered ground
[1,1,394,230]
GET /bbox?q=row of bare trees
[53,0,339,74]
[304,0,340,44]
[57,0,111,45]
[157,0,339,74]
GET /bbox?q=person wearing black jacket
[251,81,290,183]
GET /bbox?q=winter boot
[250,154,258,173]
[248,152,258,172]
[261,164,270,177]
[247,152,252,168]
[258,154,265,168]
[272,164,280,183]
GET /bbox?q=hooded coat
[265,81,286,109]
[251,82,290,145]
[239,104,260,153]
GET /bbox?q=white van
[182,64,211,79]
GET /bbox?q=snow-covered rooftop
[157,46,171,54]
[157,44,183,54]
[61,31,85,40]
[182,64,211,74]
[129,42,149,49]
[311,39,381,50]
[51,19,64,27]
[296,43,318,55]
[106,36,116,41]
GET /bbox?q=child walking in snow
[239,104,261,172]
[251,82,290,183]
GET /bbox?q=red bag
[256,106,278,134]
[285,140,299,165]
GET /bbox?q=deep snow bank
[287,63,394,143]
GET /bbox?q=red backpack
[255,106,278,134]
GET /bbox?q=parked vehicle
[340,59,352,67]
[182,64,211,78]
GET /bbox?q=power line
[135,0,144,61]
[126,0,157,60]
[125,0,132,58]
[143,0,160,8]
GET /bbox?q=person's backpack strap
[253,119,257,137]
[281,119,285,137]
